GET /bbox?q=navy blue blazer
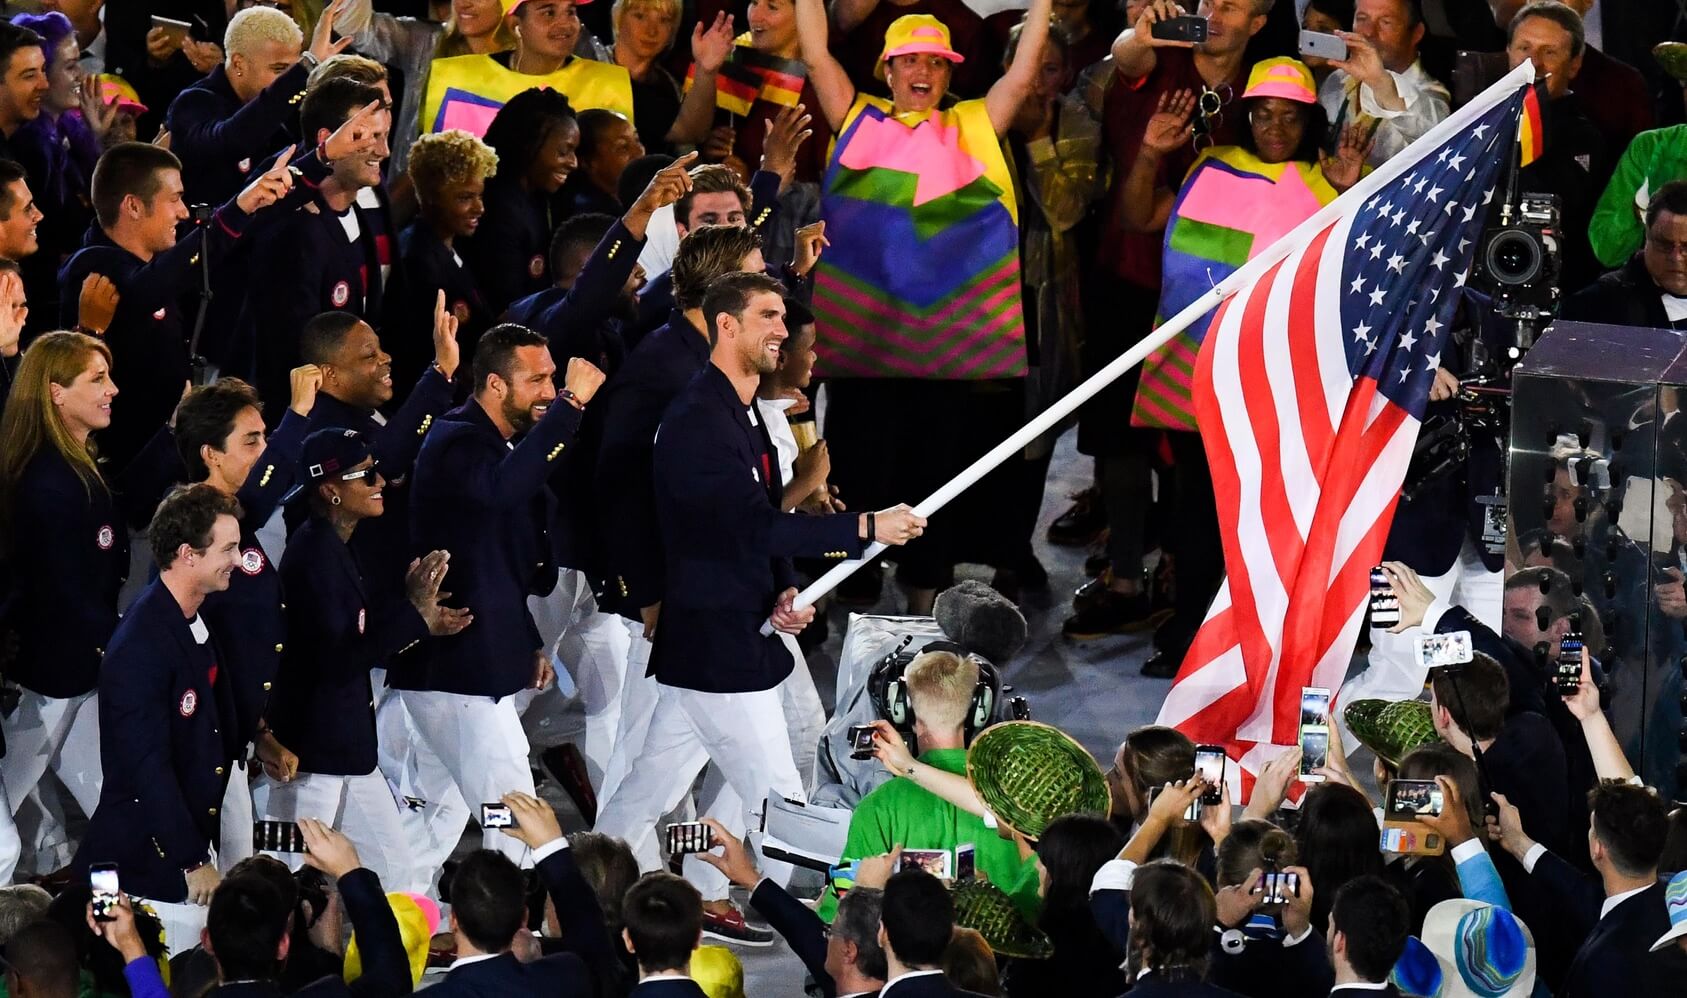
[164,62,307,207]
[5,427,175,698]
[629,980,709,997]
[649,363,860,693]
[385,223,493,391]
[880,974,990,998]
[271,516,428,776]
[296,368,455,601]
[74,580,240,901]
[591,311,711,618]
[460,178,553,317]
[401,399,581,697]
[503,217,643,378]
[1120,978,1246,998]
[749,879,833,994]
[1532,850,1687,998]
[200,409,308,745]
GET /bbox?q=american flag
[1155,66,1536,794]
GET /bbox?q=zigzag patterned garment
[1131,147,1338,430]
[813,95,1027,380]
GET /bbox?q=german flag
[1517,79,1545,166]
[739,48,806,107]
[713,61,762,116]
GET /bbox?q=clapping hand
[1142,89,1196,155]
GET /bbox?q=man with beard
[239,76,391,413]
[593,271,925,937]
[396,323,603,869]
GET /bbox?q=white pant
[2,690,102,874]
[139,896,208,958]
[594,683,803,901]
[552,606,633,788]
[218,760,254,874]
[774,633,825,793]
[1347,538,1503,736]
[399,690,536,866]
[253,769,418,892]
[597,625,659,803]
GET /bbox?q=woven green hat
[1343,698,1438,768]
[966,721,1111,839]
[950,879,1052,960]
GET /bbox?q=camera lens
[1485,229,1543,285]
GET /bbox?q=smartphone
[480,803,514,829]
[848,723,877,760]
[1194,744,1226,805]
[1556,626,1584,695]
[253,820,306,853]
[896,848,953,881]
[1414,631,1474,670]
[1298,28,1348,61]
[1381,779,1446,856]
[955,843,976,881]
[665,821,714,856]
[1298,687,1331,781]
[1150,15,1209,42]
[90,863,119,922]
[1251,869,1299,904]
[1369,567,1399,626]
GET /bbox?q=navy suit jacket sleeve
[237,408,309,525]
[374,366,454,476]
[59,203,253,325]
[1090,888,1131,954]
[166,61,310,167]
[529,220,643,341]
[100,630,207,869]
[655,407,860,562]
[536,846,618,983]
[749,880,833,994]
[748,170,782,231]
[338,867,415,996]
[1528,847,1603,937]
[442,402,582,510]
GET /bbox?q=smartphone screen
[896,848,952,881]
[1194,745,1226,805]
[1299,687,1331,781]
[849,724,877,759]
[665,821,713,856]
[480,803,513,828]
[955,843,976,881]
[1298,28,1348,61]
[1385,779,1445,819]
[1368,567,1399,625]
[90,864,119,921]
[254,820,306,853]
[1556,630,1584,695]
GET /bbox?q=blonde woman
[610,0,734,153]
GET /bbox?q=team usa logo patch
[357,608,366,635]
[179,689,197,717]
[96,525,114,550]
[152,307,167,320]
[239,548,266,576]
[528,254,545,278]
[331,280,351,307]
[238,158,252,174]
[452,299,470,323]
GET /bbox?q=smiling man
[0,20,47,160]
[397,324,604,873]
[0,159,43,264]
[239,77,392,415]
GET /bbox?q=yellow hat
[90,74,147,115]
[876,14,964,79]
[1241,56,1318,104]
[690,945,745,998]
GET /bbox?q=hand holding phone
[1150,15,1209,43]
[848,723,877,760]
[90,863,120,921]
[1298,687,1331,782]
[895,848,953,881]
[253,820,307,853]
[1298,28,1348,62]
[665,821,714,856]
[1368,567,1399,626]
[1194,745,1226,805]
[1555,624,1584,696]
[480,803,513,828]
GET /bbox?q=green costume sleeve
[1589,131,1657,268]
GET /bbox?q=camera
[1476,192,1561,325]
[188,202,215,225]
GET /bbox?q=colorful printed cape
[685,34,807,116]
[813,95,1026,380]
[422,54,635,138]
[1131,147,1338,430]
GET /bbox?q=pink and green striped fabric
[1131,147,1338,430]
[813,96,1027,380]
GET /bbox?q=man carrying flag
[1154,61,1541,792]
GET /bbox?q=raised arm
[669,14,736,145]
[1119,89,1195,233]
[797,0,858,132]
[830,0,883,33]
[1561,648,1637,783]
[867,720,988,815]
[986,0,1055,136]
[1111,0,1195,82]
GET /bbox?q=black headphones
[869,638,998,738]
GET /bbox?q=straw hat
[966,720,1111,838]
[1344,698,1439,768]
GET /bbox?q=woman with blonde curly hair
[388,129,501,384]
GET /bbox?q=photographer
[1562,179,1687,329]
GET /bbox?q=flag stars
[1444,199,1458,216]
[1406,218,1422,237]
[1387,252,1406,273]
[1461,204,1476,223]
[1369,242,1385,259]
[1430,249,1449,270]
[1400,328,1417,350]
[1427,186,1443,203]
[1448,152,1466,170]
[1413,176,1428,194]
[1437,148,1450,163]
[1369,287,1387,306]
[1355,232,1370,249]
[1398,366,1412,384]
[1473,124,1488,139]
[1352,321,1372,342]
[1425,351,1441,371]
[1424,315,1443,337]
[1483,187,1495,204]
[1350,275,1367,295]
[1391,208,1407,226]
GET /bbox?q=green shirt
[817,748,1042,922]
[1590,125,1687,268]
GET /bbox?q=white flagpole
[764,62,1537,632]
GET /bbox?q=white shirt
[446,953,503,971]
[1331,984,1392,993]
[755,396,801,499]
[1600,883,1653,921]
[1662,294,1687,324]
[883,969,945,993]
[1318,60,1452,167]
[636,206,680,283]
[189,615,210,645]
